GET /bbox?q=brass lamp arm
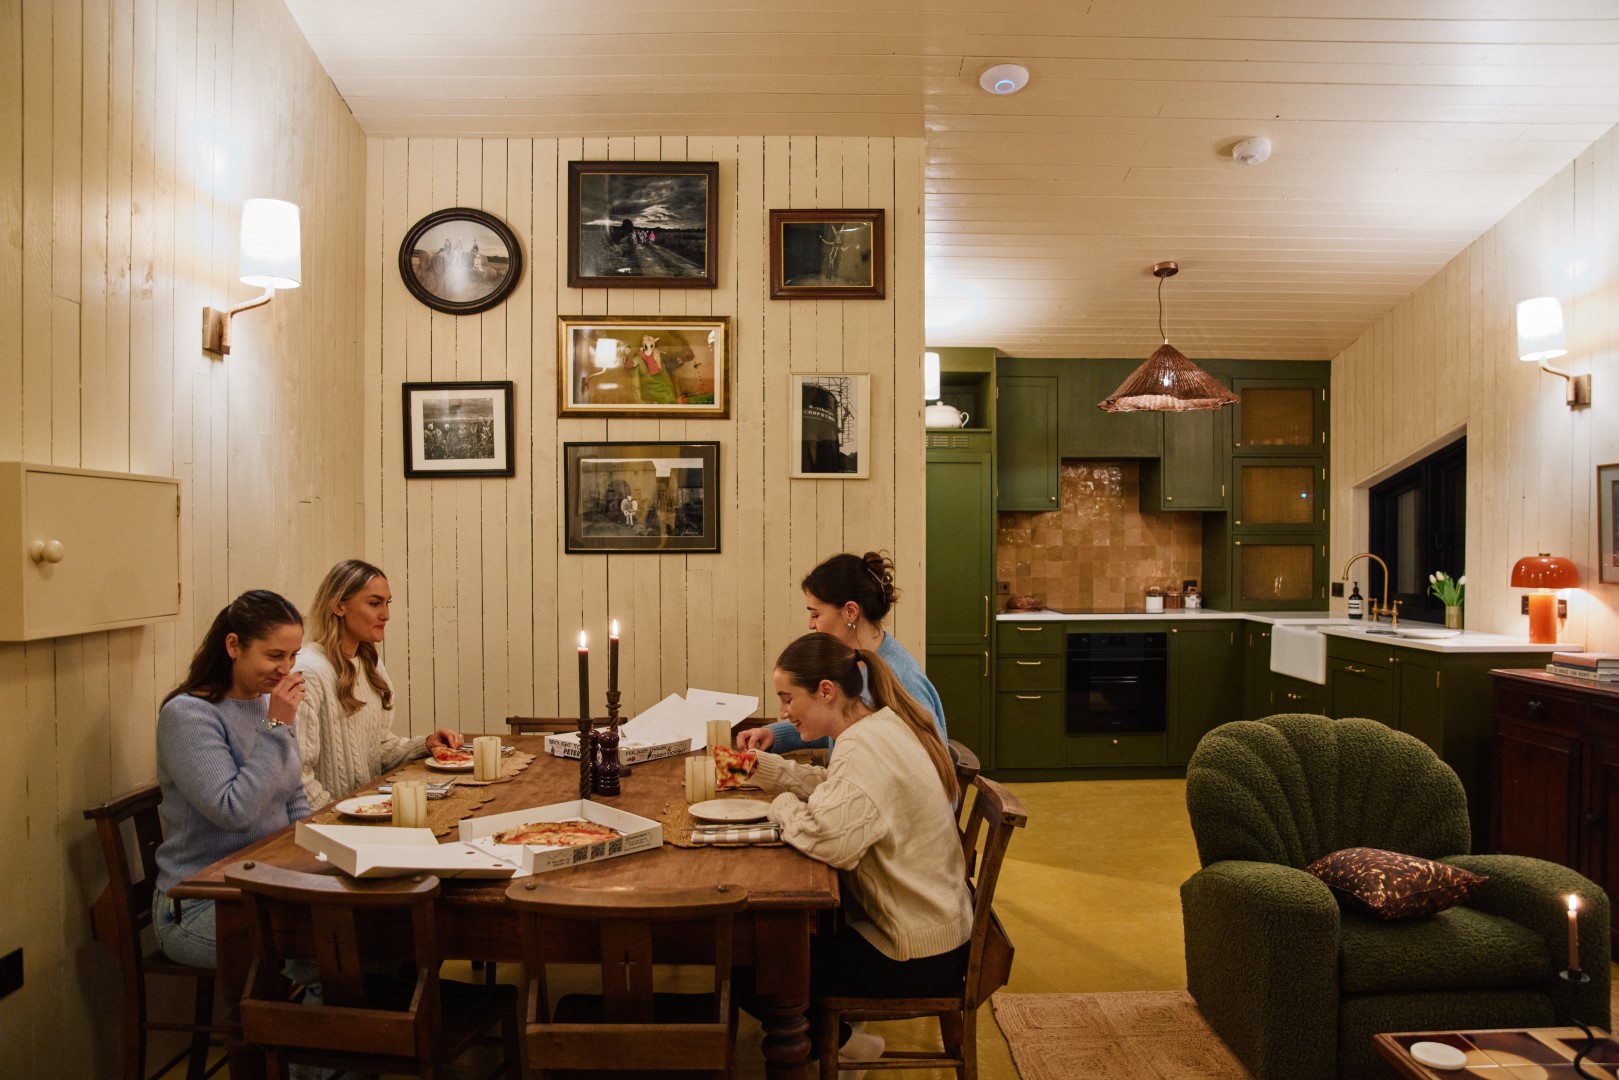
[201,286,277,356]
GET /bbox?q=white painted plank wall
[362,136,928,734]
[1331,123,1619,653]
[0,0,367,1074]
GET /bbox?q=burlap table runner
[308,787,496,838]
[659,789,784,849]
[383,749,537,787]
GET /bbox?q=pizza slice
[429,745,474,764]
[712,745,757,789]
[493,819,621,848]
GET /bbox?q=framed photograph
[1601,462,1619,584]
[558,315,730,419]
[769,209,885,300]
[401,381,515,478]
[790,372,870,479]
[563,442,720,553]
[397,207,524,315]
[567,161,719,289]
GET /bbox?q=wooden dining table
[170,734,841,1080]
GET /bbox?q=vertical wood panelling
[1333,124,1619,655]
[0,1,366,1073]
[364,135,926,731]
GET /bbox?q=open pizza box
[294,822,522,880]
[543,687,758,765]
[456,799,663,875]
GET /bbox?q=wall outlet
[0,947,21,1001]
[1558,598,1568,619]
[996,580,1011,594]
[1330,582,1344,598]
[1522,596,1530,615]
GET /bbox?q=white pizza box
[456,799,663,875]
[542,730,690,765]
[542,686,759,763]
[294,822,520,880]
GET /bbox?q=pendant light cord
[1158,273,1169,344]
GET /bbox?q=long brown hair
[775,632,956,805]
[308,559,394,714]
[164,591,303,705]
[801,551,899,624]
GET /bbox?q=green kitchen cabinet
[1141,400,1229,512]
[1268,671,1329,715]
[1202,521,1329,611]
[1230,458,1328,534]
[1167,622,1241,763]
[996,685,1065,768]
[1242,624,1273,720]
[925,646,991,768]
[925,437,995,765]
[1328,653,1396,722]
[996,375,1060,511]
[1059,359,1162,459]
[1231,377,1328,456]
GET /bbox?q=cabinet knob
[30,539,65,564]
[1112,739,1119,746]
[1049,495,1057,503]
[1166,495,1174,502]
[1526,699,1545,716]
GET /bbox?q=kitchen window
[1368,437,1466,624]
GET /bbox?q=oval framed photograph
[397,206,524,315]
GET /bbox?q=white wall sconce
[924,351,941,400]
[1516,296,1590,407]
[202,198,301,356]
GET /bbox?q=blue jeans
[153,891,217,968]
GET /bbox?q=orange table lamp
[1510,553,1580,645]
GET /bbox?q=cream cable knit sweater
[754,706,973,962]
[293,648,426,810]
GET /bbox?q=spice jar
[1144,586,1165,614]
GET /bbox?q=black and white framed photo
[1601,461,1619,584]
[567,161,719,289]
[402,381,515,478]
[790,372,869,479]
[564,442,720,553]
[397,207,524,315]
[769,209,885,300]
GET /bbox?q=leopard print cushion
[1305,847,1487,921]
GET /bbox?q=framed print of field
[563,442,720,553]
[1601,462,1619,584]
[567,161,719,289]
[402,381,516,478]
[397,207,524,315]
[790,372,869,479]
[557,315,731,419]
[769,209,885,300]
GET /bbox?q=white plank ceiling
[285,0,1619,359]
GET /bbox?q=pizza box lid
[456,799,664,875]
[294,822,521,880]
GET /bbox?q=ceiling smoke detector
[979,64,1030,95]
[1231,137,1272,166]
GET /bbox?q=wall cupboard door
[1231,379,1326,455]
[996,376,1059,511]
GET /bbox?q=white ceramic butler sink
[1270,624,1330,684]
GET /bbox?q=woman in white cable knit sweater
[293,560,464,810]
[741,631,973,1067]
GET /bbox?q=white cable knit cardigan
[754,706,973,962]
[292,647,426,811]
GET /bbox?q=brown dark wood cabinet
[1492,669,1619,938]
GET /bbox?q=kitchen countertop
[995,608,1579,655]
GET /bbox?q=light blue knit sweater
[767,632,948,753]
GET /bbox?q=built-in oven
[1065,632,1168,735]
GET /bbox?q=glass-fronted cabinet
[1231,460,1327,532]
[1232,539,1328,608]
[1232,379,1326,455]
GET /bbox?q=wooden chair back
[948,740,981,816]
[504,880,748,1075]
[223,862,444,1064]
[505,716,586,736]
[84,782,225,1080]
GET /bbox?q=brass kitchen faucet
[1342,552,1399,625]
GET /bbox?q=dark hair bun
[862,551,899,606]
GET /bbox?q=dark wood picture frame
[557,314,731,419]
[768,208,886,300]
[397,207,524,315]
[401,380,516,478]
[567,161,719,289]
[563,442,720,553]
[1600,462,1619,584]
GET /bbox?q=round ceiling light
[979,64,1030,95]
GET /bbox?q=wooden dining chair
[506,715,586,735]
[84,782,228,1080]
[504,880,749,1079]
[817,775,1028,1080]
[224,861,523,1080]
[947,740,981,816]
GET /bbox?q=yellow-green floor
[180,778,1203,1078]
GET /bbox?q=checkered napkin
[689,823,783,845]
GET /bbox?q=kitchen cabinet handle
[1015,694,1043,701]
[1166,495,1174,502]
[1344,664,1367,675]
[1526,699,1545,716]
[1014,660,1042,667]
[1015,626,1043,633]
[983,595,989,638]
[983,652,989,678]
[1112,739,1120,746]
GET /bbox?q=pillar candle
[392,781,427,829]
[1567,893,1582,972]
[609,619,620,694]
[473,736,502,782]
[578,631,590,724]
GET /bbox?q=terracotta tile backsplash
[997,461,1203,611]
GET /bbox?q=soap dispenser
[1347,581,1363,620]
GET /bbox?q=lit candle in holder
[578,631,590,724]
[473,735,502,782]
[609,619,620,695]
[1567,893,1582,972]
[392,780,427,829]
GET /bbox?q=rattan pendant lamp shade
[1099,262,1240,413]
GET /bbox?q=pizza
[493,819,622,848]
[712,745,757,789]
[429,745,474,764]
[354,798,391,816]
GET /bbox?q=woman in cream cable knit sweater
[294,560,464,810]
[744,632,972,1071]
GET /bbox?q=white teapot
[925,401,971,429]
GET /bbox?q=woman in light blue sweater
[736,551,947,754]
[152,590,310,968]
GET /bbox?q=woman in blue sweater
[152,590,310,968]
[736,551,947,754]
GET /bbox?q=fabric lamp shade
[1509,554,1580,590]
[924,351,941,400]
[1516,297,1566,363]
[1099,344,1241,413]
[238,198,301,289]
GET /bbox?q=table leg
[215,897,266,1080]
[753,909,813,1080]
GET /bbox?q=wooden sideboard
[1491,668,1619,937]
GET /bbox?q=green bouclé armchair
[1181,713,1609,1080]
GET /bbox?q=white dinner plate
[334,794,394,819]
[689,798,772,824]
[425,757,474,771]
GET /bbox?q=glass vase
[1444,605,1463,630]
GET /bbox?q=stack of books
[1548,652,1619,684]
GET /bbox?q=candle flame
[1568,893,1581,913]
[579,630,587,650]
[611,619,620,638]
